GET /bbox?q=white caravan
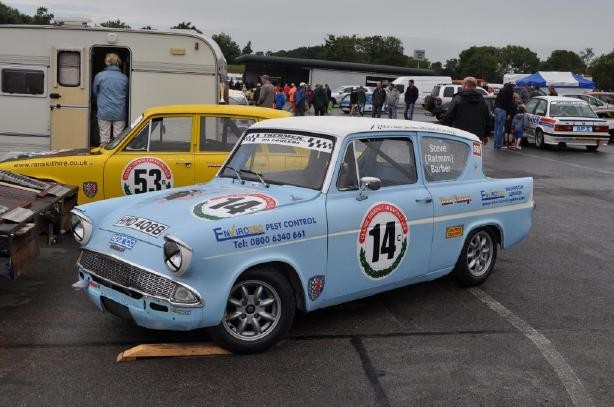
[0,23,226,156]
[392,76,452,105]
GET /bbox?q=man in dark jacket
[371,82,386,118]
[312,84,328,116]
[356,86,367,116]
[442,77,491,143]
[403,80,419,120]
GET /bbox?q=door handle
[415,197,432,204]
[176,161,192,168]
[49,93,61,99]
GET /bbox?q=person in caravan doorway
[93,53,128,146]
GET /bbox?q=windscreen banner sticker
[114,215,169,237]
[121,157,173,195]
[193,194,277,221]
[550,100,585,105]
[357,202,409,280]
[243,133,333,153]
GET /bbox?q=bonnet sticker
[357,202,409,280]
[193,193,277,221]
[121,157,173,195]
[157,189,203,203]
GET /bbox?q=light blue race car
[71,117,534,353]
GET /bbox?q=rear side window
[1,68,44,95]
[443,86,456,97]
[420,136,469,182]
[431,86,440,96]
[200,116,255,152]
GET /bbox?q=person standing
[386,84,400,119]
[548,85,558,96]
[349,87,359,116]
[493,83,514,150]
[252,83,261,105]
[372,82,386,118]
[288,83,297,113]
[403,80,419,120]
[511,104,526,149]
[356,86,366,116]
[92,52,128,146]
[294,82,307,116]
[257,75,275,108]
[325,84,332,112]
[274,87,286,110]
[313,84,328,116]
[306,85,314,113]
[441,77,491,143]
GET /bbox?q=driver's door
[325,134,434,304]
[103,115,195,198]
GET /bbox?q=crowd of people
[245,77,334,116]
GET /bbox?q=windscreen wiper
[239,169,269,188]
[222,165,243,183]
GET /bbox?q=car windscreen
[549,102,597,118]
[220,131,335,190]
[105,113,143,150]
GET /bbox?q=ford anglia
[71,117,534,353]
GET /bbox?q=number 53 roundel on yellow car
[0,105,289,203]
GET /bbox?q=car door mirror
[356,176,381,201]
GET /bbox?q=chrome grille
[78,250,176,300]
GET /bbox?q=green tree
[30,7,53,24]
[442,58,460,78]
[360,35,405,66]
[430,61,444,75]
[101,19,130,29]
[458,46,503,82]
[580,47,595,66]
[0,2,29,23]
[320,34,363,63]
[404,56,431,69]
[539,50,586,73]
[212,32,241,64]
[590,51,614,90]
[141,25,152,30]
[272,45,324,59]
[241,41,253,55]
[171,21,202,34]
[499,45,539,74]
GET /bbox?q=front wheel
[535,129,545,149]
[586,145,599,152]
[453,228,498,286]
[208,268,296,354]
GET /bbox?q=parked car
[587,92,614,105]
[0,105,289,203]
[71,116,534,353]
[228,90,249,105]
[330,85,363,106]
[423,84,488,120]
[339,91,373,114]
[524,96,610,151]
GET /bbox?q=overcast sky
[7,0,614,62]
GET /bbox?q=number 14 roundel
[357,202,409,280]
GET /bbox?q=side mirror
[356,177,381,201]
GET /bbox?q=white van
[0,23,226,156]
[392,76,452,105]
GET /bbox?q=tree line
[1,2,613,89]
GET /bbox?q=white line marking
[470,288,594,407]
[512,151,614,176]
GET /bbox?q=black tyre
[535,129,545,149]
[452,228,498,286]
[586,145,599,152]
[208,267,296,354]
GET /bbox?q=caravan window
[200,116,255,152]
[58,51,80,87]
[1,68,44,95]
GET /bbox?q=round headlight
[71,211,92,244]
[163,235,192,276]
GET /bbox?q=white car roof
[535,96,589,104]
[250,116,481,142]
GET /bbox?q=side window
[337,142,359,190]
[525,99,539,114]
[420,136,469,182]
[535,100,547,116]
[57,51,80,87]
[431,86,440,96]
[348,138,416,188]
[200,116,255,152]
[1,68,45,95]
[124,117,192,152]
[443,86,455,97]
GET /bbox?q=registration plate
[573,125,591,132]
[113,215,169,237]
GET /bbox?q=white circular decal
[192,194,277,221]
[357,202,409,279]
[121,157,174,195]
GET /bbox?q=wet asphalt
[1,107,613,406]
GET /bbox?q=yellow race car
[0,105,289,203]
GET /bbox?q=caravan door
[50,48,89,149]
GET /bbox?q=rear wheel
[535,129,545,149]
[586,145,599,152]
[453,228,498,286]
[208,267,296,354]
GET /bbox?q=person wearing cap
[294,82,307,116]
[257,75,275,108]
